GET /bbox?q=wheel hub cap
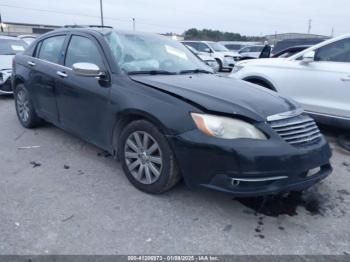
[16,89,29,122]
[124,131,163,185]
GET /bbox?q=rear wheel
[14,84,42,128]
[120,120,181,194]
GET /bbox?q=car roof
[0,35,23,40]
[48,27,113,35]
[38,27,171,40]
[288,33,350,60]
[182,40,213,43]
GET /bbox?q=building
[0,21,60,36]
[265,32,329,45]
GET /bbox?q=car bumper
[0,77,13,94]
[168,130,332,197]
[222,59,238,69]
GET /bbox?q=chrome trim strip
[267,108,304,122]
[305,110,350,121]
[0,90,13,94]
[284,130,320,141]
[23,55,73,71]
[270,118,314,129]
[271,121,315,132]
[288,133,322,145]
[231,176,288,182]
[278,125,318,136]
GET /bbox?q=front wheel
[120,120,181,194]
[216,59,223,72]
[14,84,42,128]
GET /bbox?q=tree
[183,28,265,42]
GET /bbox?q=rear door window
[315,38,350,63]
[38,35,66,64]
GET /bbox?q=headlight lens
[231,64,244,73]
[224,56,234,62]
[191,113,267,140]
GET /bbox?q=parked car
[183,44,219,72]
[271,45,312,58]
[231,34,350,129]
[238,45,265,59]
[18,35,37,45]
[271,38,328,56]
[0,35,27,94]
[219,41,262,52]
[181,41,240,71]
[12,27,332,196]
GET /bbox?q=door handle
[27,61,36,67]
[341,76,350,82]
[56,71,68,78]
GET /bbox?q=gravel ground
[0,95,349,255]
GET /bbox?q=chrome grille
[269,114,322,146]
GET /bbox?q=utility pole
[133,18,135,32]
[0,13,3,32]
[100,0,104,27]
[331,27,334,37]
[307,19,312,34]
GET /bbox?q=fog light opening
[231,179,241,187]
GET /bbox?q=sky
[0,0,349,36]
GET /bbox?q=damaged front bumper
[168,129,332,197]
[0,69,13,94]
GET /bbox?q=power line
[0,3,184,30]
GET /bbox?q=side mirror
[302,51,315,63]
[72,62,101,77]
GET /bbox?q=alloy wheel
[16,89,30,123]
[124,131,163,184]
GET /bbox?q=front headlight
[224,56,234,62]
[231,64,245,73]
[0,70,11,84]
[191,113,267,140]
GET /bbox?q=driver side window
[65,35,104,68]
[196,43,210,52]
[315,38,350,63]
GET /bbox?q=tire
[215,59,223,72]
[14,84,42,128]
[119,120,181,194]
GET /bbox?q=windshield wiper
[179,69,213,74]
[128,70,177,75]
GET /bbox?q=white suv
[182,41,240,71]
[230,34,350,129]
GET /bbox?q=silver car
[0,35,27,94]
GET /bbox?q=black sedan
[12,27,332,196]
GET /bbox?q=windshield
[104,31,210,74]
[207,42,228,52]
[0,39,27,55]
[225,44,243,51]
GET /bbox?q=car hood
[0,55,14,70]
[221,51,240,57]
[130,74,298,122]
[237,58,287,67]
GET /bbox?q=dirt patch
[237,188,347,218]
[30,161,41,168]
